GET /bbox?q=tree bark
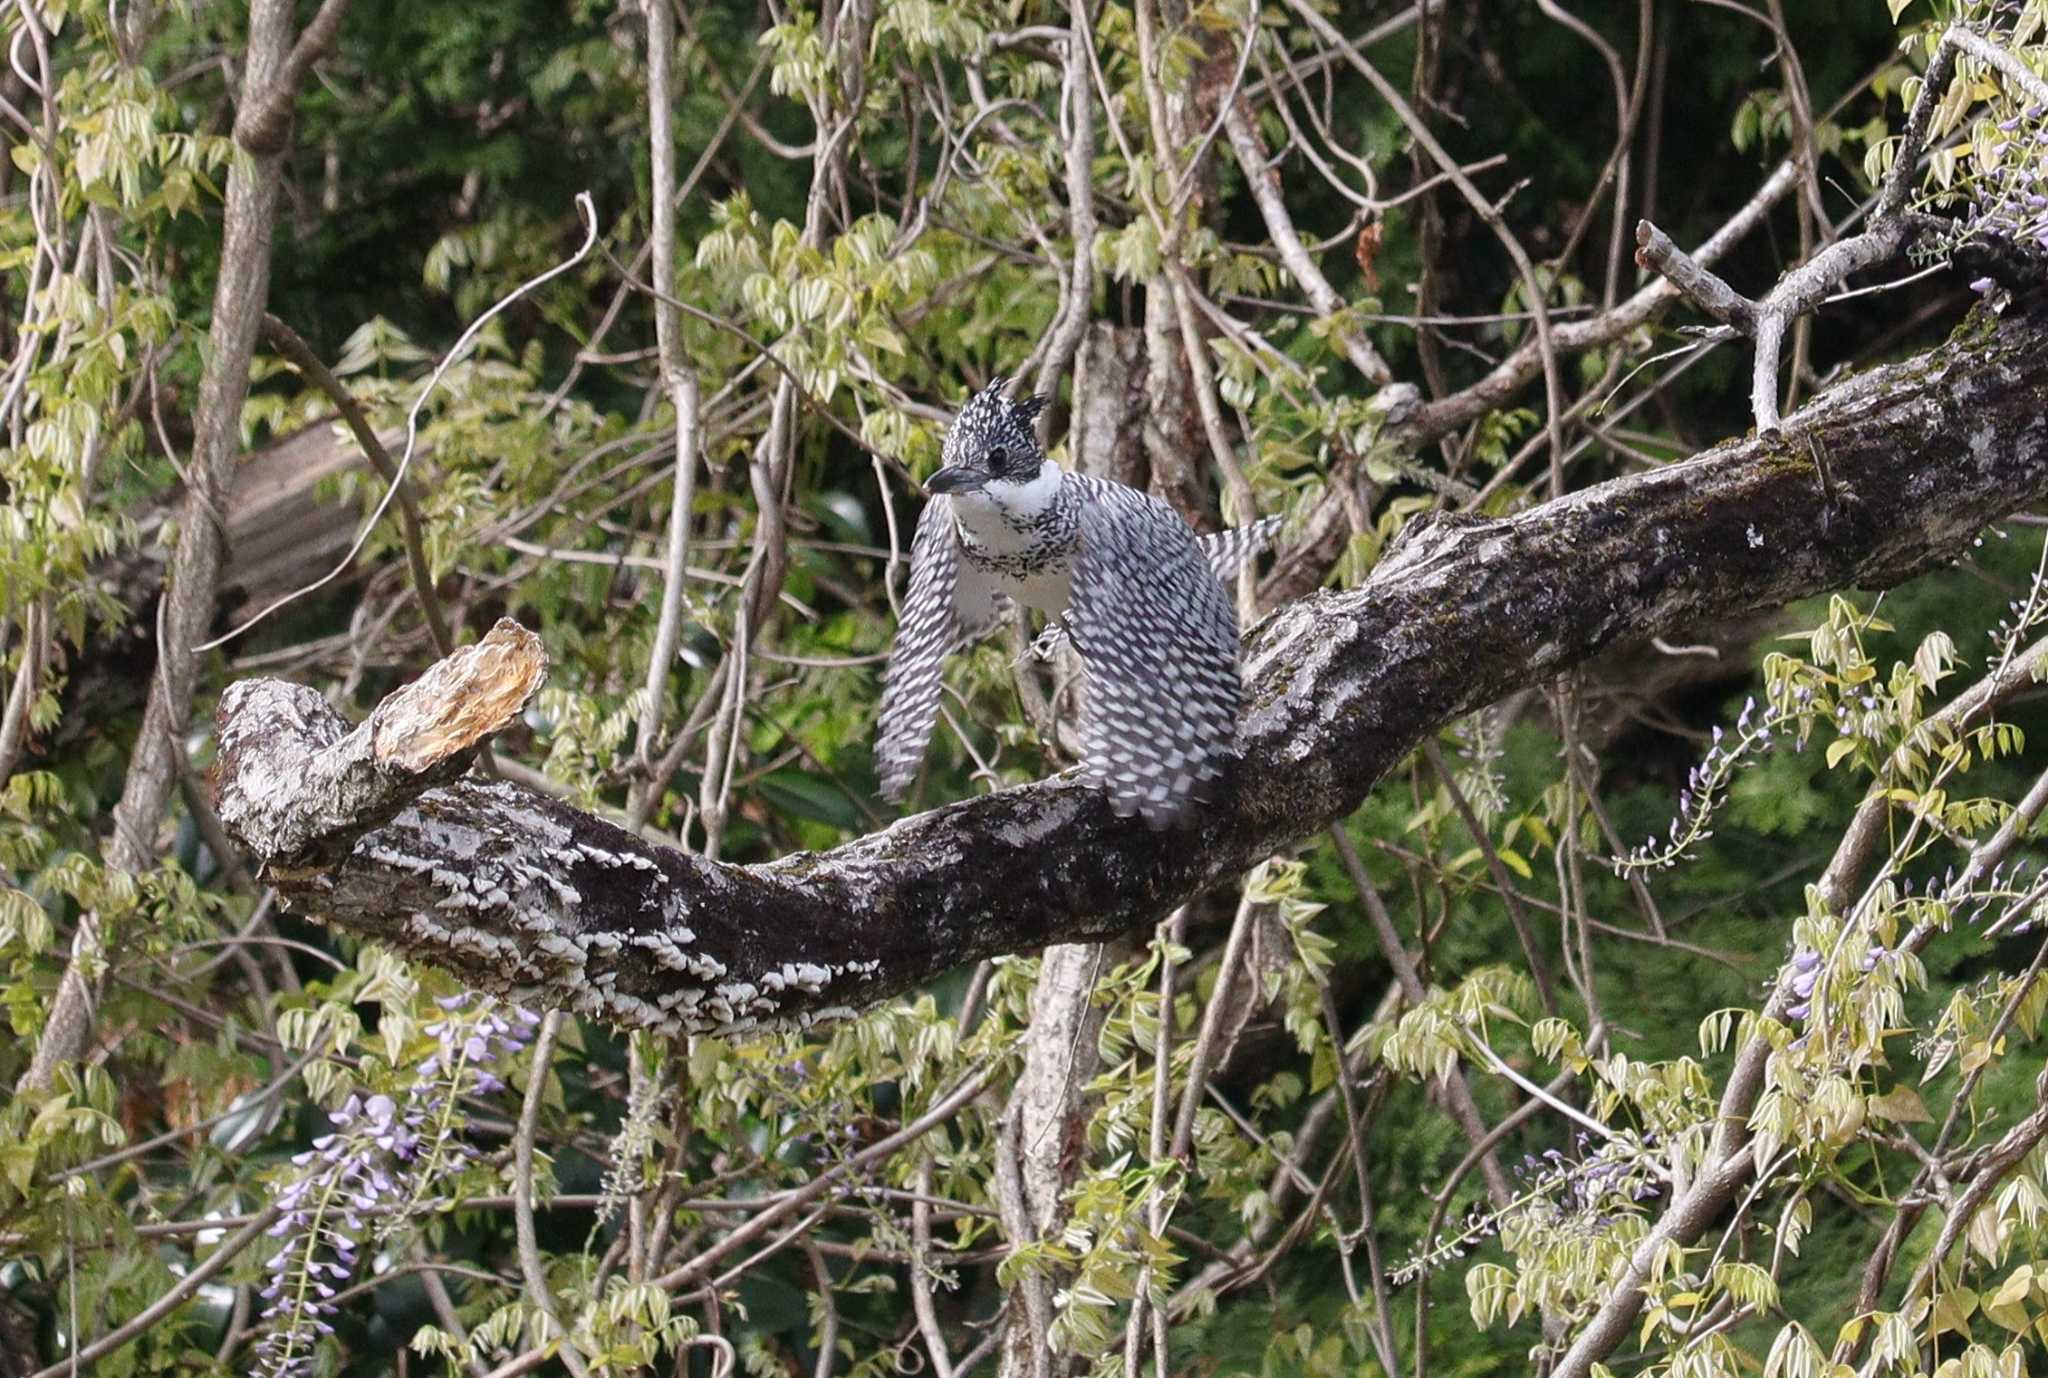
[994,942,1115,1378]
[213,301,2048,1036]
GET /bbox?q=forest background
[6,1,2048,1377]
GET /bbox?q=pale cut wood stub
[372,619,547,772]
[210,302,2048,1038]
[215,619,546,869]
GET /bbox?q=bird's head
[925,377,1048,495]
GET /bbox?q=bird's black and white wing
[1066,475,1243,827]
[1029,515,1279,663]
[1196,514,1282,581]
[876,499,1003,804]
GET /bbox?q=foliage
[3,0,2048,1376]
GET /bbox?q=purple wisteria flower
[1393,1132,1662,1284]
[1782,942,1894,1023]
[1618,687,1820,876]
[1941,95,2048,292]
[254,997,538,1376]
[421,996,542,1097]
[1783,950,1822,1022]
[256,1093,421,1377]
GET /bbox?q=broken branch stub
[214,618,546,870]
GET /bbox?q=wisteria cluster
[1900,859,2044,934]
[386,995,542,1231]
[420,994,542,1094]
[254,996,538,1376]
[1615,690,1812,875]
[1505,1134,1664,1233]
[1959,101,2048,293]
[256,1092,423,1378]
[1779,943,1892,1023]
[1780,856,2046,1025]
[1392,1201,1498,1287]
[1988,549,2048,662]
[1391,1132,1662,1285]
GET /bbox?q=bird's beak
[924,465,989,495]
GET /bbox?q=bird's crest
[947,376,1049,480]
[979,375,1048,424]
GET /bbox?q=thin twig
[1421,739,1557,1013]
[203,193,603,651]
[910,1153,957,1378]
[630,0,703,801]
[512,1011,592,1378]
[652,1062,997,1290]
[259,313,456,659]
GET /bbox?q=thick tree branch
[214,302,2048,1035]
[232,0,353,156]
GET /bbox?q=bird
[875,376,1276,827]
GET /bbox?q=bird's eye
[987,446,1007,466]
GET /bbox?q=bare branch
[633,0,702,795]
[1408,159,1800,446]
[1633,221,1756,331]
[1220,96,1393,385]
[512,1011,592,1378]
[260,313,456,659]
[1633,25,2046,430]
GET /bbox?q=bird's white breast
[947,461,1063,553]
[947,460,1076,613]
[1002,566,1074,613]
